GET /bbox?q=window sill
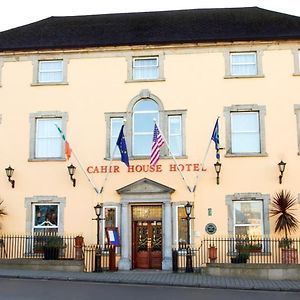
[125,78,166,83]
[224,75,264,79]
[28,158,66,162]
[31,82,69,86]
[225,152,268,158]
[293,72,300,76]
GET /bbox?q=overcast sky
[0,0,300,32]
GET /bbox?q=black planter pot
[44,247,60,260]
[231,256,248,263]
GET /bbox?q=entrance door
[133,221,162,269]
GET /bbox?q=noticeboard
[105,227,120,246]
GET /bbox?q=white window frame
[38,60,63,83]
[224,104,267,157]
[230,52,257,76]
[175,205,192,245]
[230,111,260,154]
[32,203,59,235]
[110,118,124,158]
[168,115,183,156]
[132,56,159,80]
[233,200,264,237]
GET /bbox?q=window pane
[133,57,159,80]
[38,60,63,83]
[235,226,262,236]
[134,99,159,111]
[105,208,116,228]
[111,118,123,157]
[134,113,158,132]
[133,135,152,155]
[34,205,58,227]
[35,118,62,158]
[169,116,182,156]
[231,112,260,153]
[178,207,188,243]
[235,202,262,224]
[230,53,257,76]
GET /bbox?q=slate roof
[0,7,300,51]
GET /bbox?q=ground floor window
[174,204,192,245]
[102,206,118,244]
[33,204,59,234]
[233,200,263,236]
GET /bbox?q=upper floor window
[230,52,257,76]
[29,111,68,161]
[133,99,159,156]
[32,57,68,86]
[224,50,263,78]
[127,54,165,82]
[224,104,267,157]
[133,57,159,80]
[38,60,63,83]
[292,49,300,75]
[105,90,185,160]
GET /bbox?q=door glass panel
[137,223,148,252]
[151,221,162,251]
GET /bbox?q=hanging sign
[105,227,120,246]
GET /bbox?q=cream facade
[0,9,300,270]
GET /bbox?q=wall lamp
[214,161,222,185]
[5,165,15,188]
[278,160,286,184]
[67,164,76,187]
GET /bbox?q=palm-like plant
[270,190,299,247]
[0,201,6,228]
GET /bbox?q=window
[224,50,263,78]
[110,118,123,157]
[231,112,260,153]
[174,205,192,245]
[133,99,159,156]
[105,89,186,160]
[29,111,68,161]
[230,52,257,76]
[32,57,68,85]
[35,118,62,158]
[133,57,159,80]
[224,105,266,156]
[225,192,270,237]
[233,201,263,236]
[38,60,63,83]
[0,59,3,87]
[168,115,182,156]
[127,54,165,82]
[102,206,118,244]
[292,49,300,75]
[33,204,59,234]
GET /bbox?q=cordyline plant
[270,190,299,247]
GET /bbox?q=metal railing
[0,233,82,260]
[172,236,300,272]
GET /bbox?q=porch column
[118,203,131,270]
[162,201,172,270]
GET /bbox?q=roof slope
[0,7,300,51]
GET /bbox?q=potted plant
[208,244,217,263]
[43,235,65,260]
[270,190,299,264]
[231,251,250,263]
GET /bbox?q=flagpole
[98,143,118,194]
[154,121,192,193]
[55,124,100,194]
[192,116,220,192]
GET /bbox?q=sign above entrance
[87,163,205,174]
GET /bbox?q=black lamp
[183,201,194,273]
[214,161,222,185]
[67,164,76,187]
[93,203,105,245]
[5,166,15,188]
[278,160,286,184]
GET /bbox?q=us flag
[150,124,164,166]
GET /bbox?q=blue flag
[211,119,220,160]
[116,125,129,167]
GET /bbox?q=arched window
[133,99,159,156]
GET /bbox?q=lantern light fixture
[67,164,76,187]
[214,161,222,185]
[5,165,15,188]
[278,160,286,184]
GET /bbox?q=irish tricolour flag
[55,124,72,160]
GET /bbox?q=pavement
[0,268,299,292]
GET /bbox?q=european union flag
[116,125,130,167]
[211,118,220,160]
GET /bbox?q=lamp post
[214,161,222,185]
[93,203,105,245]
[184,201,194,273]
[67,164,76,187]
[278,160,286,184]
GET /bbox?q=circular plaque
[205,223,217,235]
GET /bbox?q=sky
[0,0,300,32]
